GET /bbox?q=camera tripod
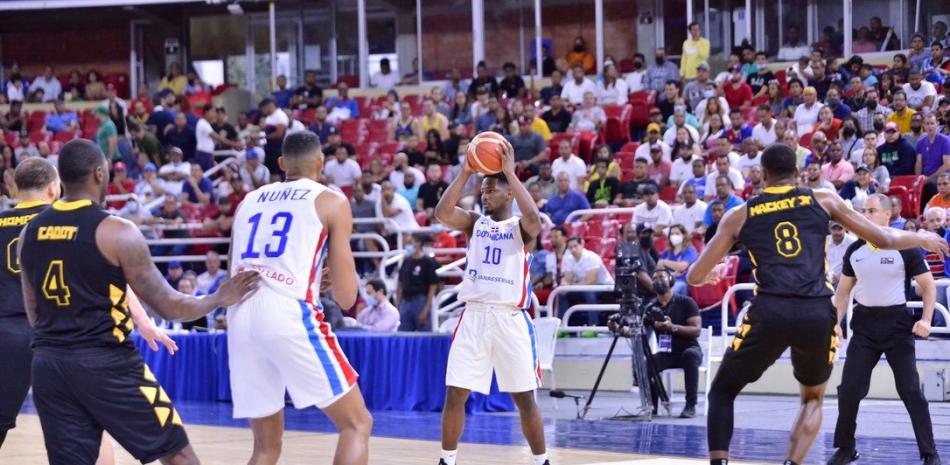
[580,312,670,421]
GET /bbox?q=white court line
[583,459,768,465]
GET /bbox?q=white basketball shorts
[227,291,358,419]
[445,302,542,394]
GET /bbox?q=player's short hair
[282,131,323,159]
[57,139,105,184]
[761,143,798,180]
[14,158,58,192]
[366,278,387,295]
[484,173,509,186]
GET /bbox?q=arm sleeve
[900,247,930,277]
[841,241,861,277]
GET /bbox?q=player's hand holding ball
[216,270,262,306]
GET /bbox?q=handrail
[564,207,637,225]
[145,237,229,245]
[542,284,615,319]
[560,304,619,333]
[428,285,541,332]
[719,282,755,354]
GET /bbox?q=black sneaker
[679,404,696,418]
[438,460,448,465]
[923,454,941,465]
[826,448,859,465]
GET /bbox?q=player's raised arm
[319,190,359,309]
[816,190,949,254]
[435,152,478,236]
[686,205,745,286]
[103,216,261,322]
[498,139,542,240]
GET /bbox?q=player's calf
[159,445,200,465]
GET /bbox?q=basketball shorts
[0,316,32,434]
[31,347,189,465]
[228,291,359,419]
[719,294,838,387]
[446,302,542,394]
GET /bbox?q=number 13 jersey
[457,215,532,308]
[738,185,833,297]
[230,178,329,304]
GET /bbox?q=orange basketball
[467,131,506,175]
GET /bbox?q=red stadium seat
[3,131,16,147]
[889,175,927,218]
[28,131,48,144]
[691,234,705,253]
[618,58,635,73]
[620,168,636,182]
[28,111,48,132]
[336,75,358,87]
[798,133,814,151]
[773,69,786,85]
[52,130,78,143]
[585,221,604,238]
[601,116,630,145]
[368,119,390,135]
[619,141,640,153]
[617,151,637,170]
[297,108,317,125]
[575,131,598,161]
[659,186,678,203]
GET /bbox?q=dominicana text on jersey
[457,215,532,309]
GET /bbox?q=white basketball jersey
[230,178,329,303]
[457,215,531,308]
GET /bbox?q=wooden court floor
[0,414,772,465]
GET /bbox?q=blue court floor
[20,392,950,464]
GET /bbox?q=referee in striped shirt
[827,193,941,465]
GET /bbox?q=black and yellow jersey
[738,186,833,298]
[0,200,49,319]
[20,199,134,351]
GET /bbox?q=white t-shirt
[632,200,673,229]
[196,269,227,294]
[264,108,290,128]
[751,121,777,147]
[634,140,672,162]
[672,200,708,234]
[286,119,307,136]
[794,102,822,137]
[596,79,630,106]
[560,78,598,105]
[375,194,419,231]
[704,167,745,195]
[663,125,700,147]
[158,161,191,197]
[562,249,614,285]
[901,81,937,110]
[195,118,215,153]
[624,71,645,93]
[239,163,271,188]
[371,70,401,89]
[736,152,762,173]
[389,166,425,189]
[323,158,362,188]
[670,156,698,186]
[551,155,588,191]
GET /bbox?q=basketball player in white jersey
[227,131,372,465]
[434,140,549,465]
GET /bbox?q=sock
[532,453,548,465]
[783,461,799,465]
[0,430,6,447]
[710,460,728,465]
[441,449,457,465]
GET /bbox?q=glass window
[849,0,904,53]
[815,1,844,58]
[662,0,689,55]
[603,0,638,72]
[763,0,808,60]
[542,0,595,75]
[421,0,472,81]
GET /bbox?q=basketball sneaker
[825,448,859,465]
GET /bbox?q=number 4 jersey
[457,215,532,308]
[738,186,833,297]
[230,178,330,303]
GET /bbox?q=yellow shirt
[584,161,622,190]
[886,108,917,134]
[159,75,188,96]
[530,117,552,142]
[680,37,710,79]
[420,112,449,138]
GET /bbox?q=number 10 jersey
[457,215,532,308]
[230,178,329,304]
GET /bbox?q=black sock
[0,430,6,447]
[710,460,728,465]
[783,461,799,465]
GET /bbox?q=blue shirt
[397,185,419,208]
[45,112,77,133]
[476,112,497,132]
[703,194,743,225]
[530,249,551,283]
[724,124,753,144]
[829,102,852,121]
[272,89,294,109]
[182,176,213,204]
[310,122,332,144]
[324,97,360,118]
[682,176,707,199]
[917,133,950,177]
[542,190,591,225]
[659,246,698,283]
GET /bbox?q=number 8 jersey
[738,185,833,297]
[230,178,329,304]
[457,215,532,308]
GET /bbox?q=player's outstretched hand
[498,138,516,177]
[918,230,950,256]
[140,318,178,355]
[216,270,261,307]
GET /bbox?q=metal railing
[428,285,541,332]
[559,304,619,333]
[564,207,636,225]
[541,284,615,319]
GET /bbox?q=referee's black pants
[833,304,936,458]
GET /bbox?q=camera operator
[620,222,657,297]
[645,269,703,418]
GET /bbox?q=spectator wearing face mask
[645,48,680,96]
[656,224,699,296]
[624,53,647,93]
[683,62,714,111]
[565,36,595,74]
[854,88,891,134]
[745,52,774,97]
[878,121,919,177]
[357,279,400,333]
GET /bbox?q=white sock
[532,453,548,465]
[440,449,457,465]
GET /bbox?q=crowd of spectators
[2,17,950,333]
